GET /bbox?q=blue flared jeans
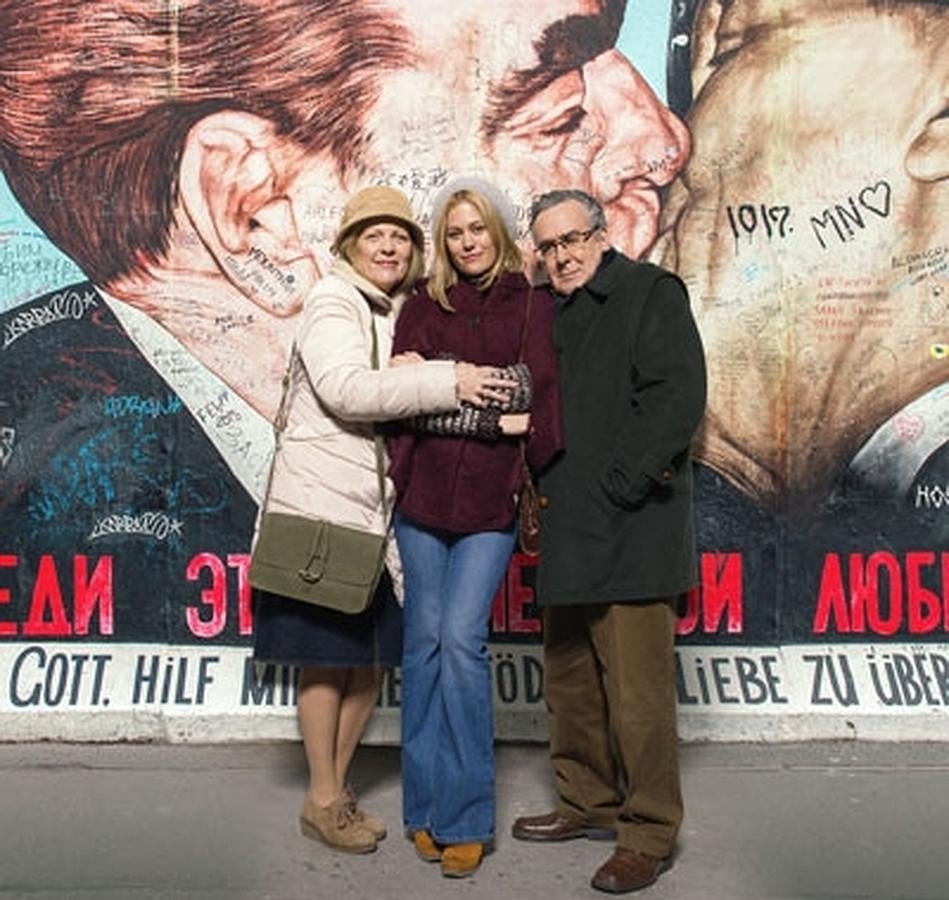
[395,511,516,845]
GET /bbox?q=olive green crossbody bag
[248,314,388,614]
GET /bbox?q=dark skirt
[252,570,402,668]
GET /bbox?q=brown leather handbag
[517,452,541,556]
[515,288,541,557]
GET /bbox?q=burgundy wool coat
[388,271,564,534]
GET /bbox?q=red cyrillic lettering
[23,555,71,636]
[73,556,114,636]
[185,553,227,638]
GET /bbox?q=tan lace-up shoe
[342,784,387,840]
[299,794,377,854]
[440,842,483,878]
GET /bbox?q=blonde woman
[388,179,564,877]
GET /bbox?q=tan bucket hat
[331,185,424,254]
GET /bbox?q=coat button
[662,469,673,480]
[539,495,550,508]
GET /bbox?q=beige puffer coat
[262,259,458,600]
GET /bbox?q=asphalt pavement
[2,740,948,899]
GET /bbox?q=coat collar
[330,258,401,312]
[551,248,625,307]
[577,248,623,303]
[445,269,530,303]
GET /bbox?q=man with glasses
[512,189,706,895]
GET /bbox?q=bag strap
[259,298,389,524]
[517,287,534,476]
[273,346,297,436]
[255,345,297,515]
[516,286,534,364]
[367,312,390,522]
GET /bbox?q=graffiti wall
[1,0,947,742]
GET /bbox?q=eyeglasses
[535,227,599,259]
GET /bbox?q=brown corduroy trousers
[542,599,683,858]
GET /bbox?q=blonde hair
[336,218,425,295]
[428,189,523,311]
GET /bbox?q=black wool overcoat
[536,251,707,606]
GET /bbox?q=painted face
[444,201,499,279]
[348,221,413,293]
[353,0,689,260]
[532,200,607,296]
[653,0,949,504]
[108,0,694,424]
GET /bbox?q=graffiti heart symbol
[736,309,769,336]
[858,181,891,218]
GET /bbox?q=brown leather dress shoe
[512,810,616,842]
[590,848,671,894]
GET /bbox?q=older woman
[253,186,511,855]
[388,180,564,877]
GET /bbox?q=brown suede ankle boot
[412,830,442,862]
[440,842,483,878]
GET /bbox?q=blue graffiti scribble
[28,426,125,523]
[28,425,233,528]
[103,393,183,419]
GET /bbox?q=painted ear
[688,0,725,103]
[906,111,949,182]
[178,111,321,316]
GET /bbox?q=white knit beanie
[428,175,519,239]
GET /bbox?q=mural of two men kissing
[1,0,946,737]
